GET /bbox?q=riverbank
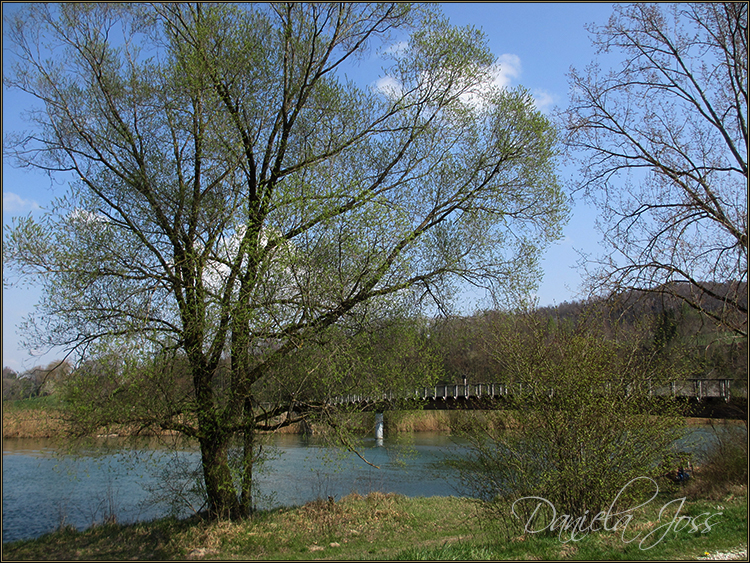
[2,401,739,439]
[1,406,453,439]
[3,487,747,560]
[2,404,67,438]
[0,405,474,439]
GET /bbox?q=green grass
[393,489,747,561]
[2,395,63,411]
[3,488,746,560]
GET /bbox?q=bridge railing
[328,378,745,407]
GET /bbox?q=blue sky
[2,3,619,372]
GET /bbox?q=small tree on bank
[3,3,566,519]
[451,310,685,532]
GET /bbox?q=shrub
[687,422,748,500]
[450,310,686,535]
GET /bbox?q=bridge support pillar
[375,412,384,443]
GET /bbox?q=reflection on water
[2,432,464,544]
[2,426,731,544]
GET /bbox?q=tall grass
[686,421,748,500]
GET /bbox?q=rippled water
[2,432,464,544]
[3,425,730,544]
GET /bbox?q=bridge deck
[327,379,746,419]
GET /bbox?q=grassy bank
[3,488,746,560]
[299,410,456,435]
[5,399,731,439]
[1,403,459,439]
[2,397,68,438]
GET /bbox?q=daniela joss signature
[511,476,723,550]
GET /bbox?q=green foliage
[270,316,441,403]
[2,376,41,402]
[450,309,687,533]
[435,291,747,387]
[2,362,73,402]
[2,395,63,411]
[3,2,566,518]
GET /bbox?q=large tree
[3,3,566,518]
[563,3,747,336]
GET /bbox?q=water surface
[2,432,463,543]
[2,425,730,543]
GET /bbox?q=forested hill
[432,284,748,385]
[537,282,747,333]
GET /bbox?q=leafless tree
[562,3,747,336]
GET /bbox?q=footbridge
[328,378,747,420]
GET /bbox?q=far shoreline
[2,401,742,440]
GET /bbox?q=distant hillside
[431,283,747,385]
[538,282,746,327]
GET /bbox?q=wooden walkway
[327,378,747,419]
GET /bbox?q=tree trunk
[240,397,255,516]
[199,431,242,519]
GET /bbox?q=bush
[450,310,686,535]
[687,422,748,500]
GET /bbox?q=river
[2,432,464,544]
[2,426,725,544]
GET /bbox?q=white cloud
[488,54,522,90]
[454,54,521,110]
[373,75,404,99]
[373,53,539,114]
[380,41,409,58]
[3,192,40,213]
[69,207,106,224]
[532,89,555,113]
